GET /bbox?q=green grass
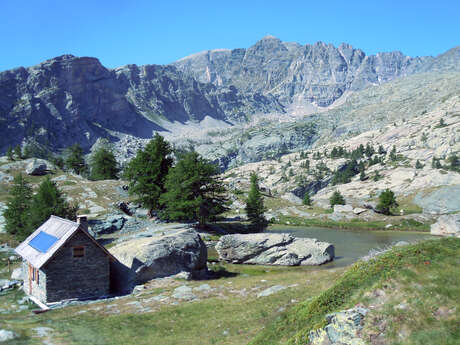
[274,215,431,232]
[249,237,459,345]
[0,262,343,345]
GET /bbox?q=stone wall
[43,230,110,303]
[22,261,47,303]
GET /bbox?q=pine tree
[378,145,386,155]
[359,170,366,181]
[4,174,32,238]
[329,190,345,208]
[65,144,87,175]
[302,192,312,206]
[415,160,424,169]
[245,173,267,231]
[376,189,398,215]
[160,151,228,226]
[447,154,459,172]
[90,147,119,180]
[14,145,22,160]
[6,147,14,161]
[124,134,173,214]
[389,145,397,161]
[28,176,78,233]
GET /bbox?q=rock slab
[25,159,48,175]
[110,228,207,291]
[309,307,369,345]
[431,214,460,237]
[216,233,334,266]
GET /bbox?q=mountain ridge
[0,37,459,159]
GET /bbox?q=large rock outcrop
[430,214,460,237]
[215,233,334,266]
[109,228,207,291]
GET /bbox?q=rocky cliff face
[173,36,458,107]
[0,54,283,152]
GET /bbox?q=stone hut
[15,215,115,304]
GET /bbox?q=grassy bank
[274,215,431,232]
[249,237,459,345]
[0,260,344,345]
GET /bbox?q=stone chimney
[77,215,88,232]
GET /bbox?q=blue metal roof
[28,231,59,253]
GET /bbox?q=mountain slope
[0,54,283,153]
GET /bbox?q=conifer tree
[90,147,119,180]
[415,160,424,169]
[329,190,345,208]
[28,176,78,233]
[302,192,312,206]
[376,189,398,215]
[65,144,87,175]
[6,147,14,161]
[124,134,173,214]
[447,153,459,172]
[14,145,22,160]
[245,173,267,231]
[4,174,32,238]
[160,151,228,226]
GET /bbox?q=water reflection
[268,226,433,268]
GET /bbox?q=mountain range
[1,36,459,163]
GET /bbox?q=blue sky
[1,0,459,71]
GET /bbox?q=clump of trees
[160,151,229,226]
[65,144,87,175]
[245,173,267,232]
[124,134,173,216]
[376,189,398,215]
[4,175,78,240]
[329,190,345,208]
[124,134,230,226]
[90,146,119,180]
[302,193,312,206]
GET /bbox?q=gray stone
[414,186,460,214]
[172,271,192,280]
[0,329,17,342]
[25,159,48,175]
[110,228,207,291]
[309,307,369,345]
[33,327,53,337]
[11,267,23,280]
[216,233,334,266]
[431,214,460,237]
[172,285,196,300]
[194,284,212,292]
[257,285,287,297]
[281,193,303,205]
[334,204,353,213]
[353,207,367,215]
[89,214,126,235]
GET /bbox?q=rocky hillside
[173,36,460,107]
[0,55,282,153]
[168,71,460,169]
[222,94,460,220]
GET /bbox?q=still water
[268,226,434,268]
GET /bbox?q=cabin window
[73,246,85,258]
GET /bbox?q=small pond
[268,226,434,268]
